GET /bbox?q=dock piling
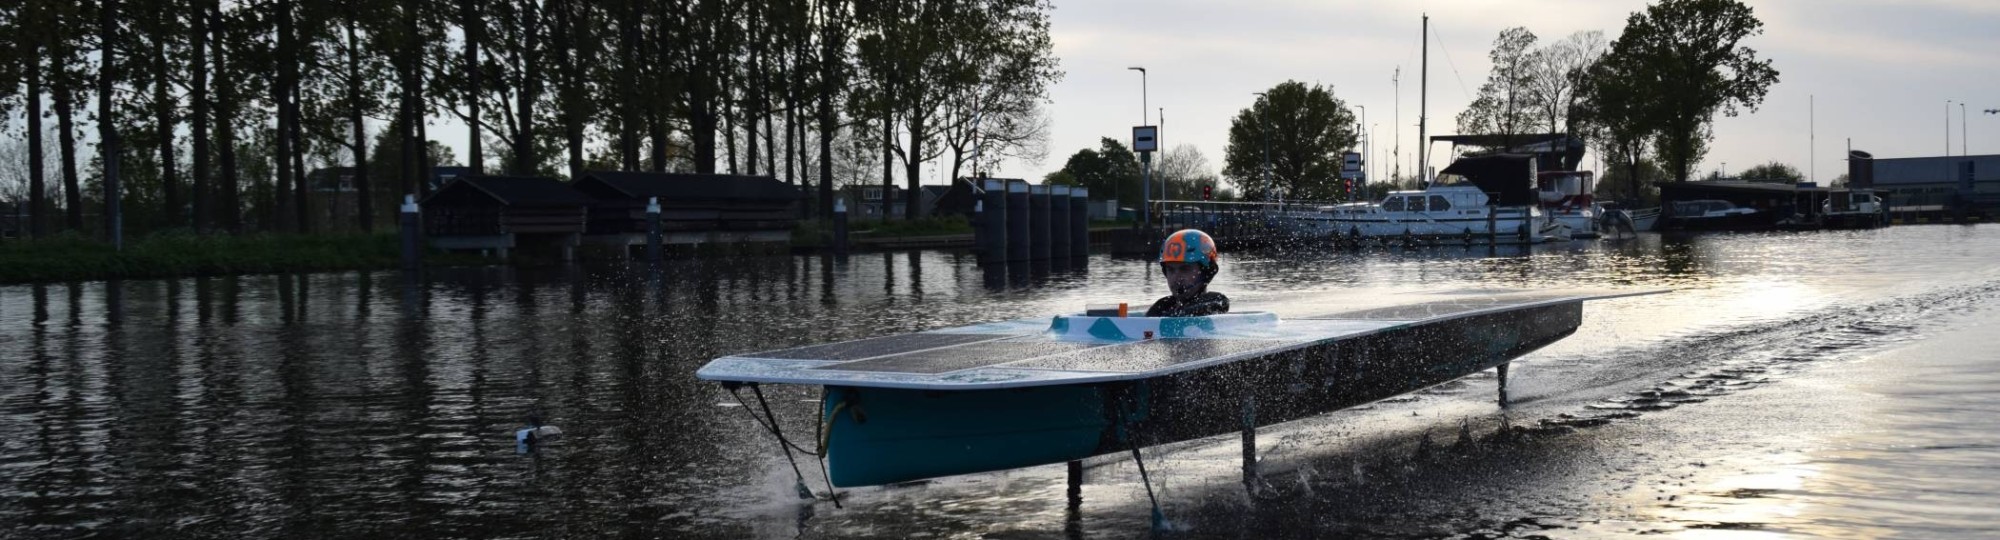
[646,197,663,263]
[980,178,1009,264]
[1030,185,1052,261]
[1007,181,1030,262]
[1497,361,1510,407]
[1070,187,1090,261]
[833,198,850,256]
[1050,185,1072,264]
[399,195,421,270]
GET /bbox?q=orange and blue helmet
[1159,229,1219,280]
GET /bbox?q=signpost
[1341,151,1364,200]
[1134,125,1158,229]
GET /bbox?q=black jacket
[1145,292,1230,317]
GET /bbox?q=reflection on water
[2,225,1999,538]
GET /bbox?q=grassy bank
[0,231,486,284]
[792,216,974,248]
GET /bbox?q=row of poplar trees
[0,0,1059,239]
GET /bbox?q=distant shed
[421,175,590,259]
[572,171,800,247]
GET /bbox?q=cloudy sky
[1020,0,2000,188]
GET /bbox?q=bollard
[833,198,850,256]
[400,194,422,270]
[1049,185,1071,263]
[645,196,663,263]
[974,199,988,261]
[1029,184,1051,261]
[982,178,1009,264]
[1007,180,1030,262]
[1070,187,1090,261]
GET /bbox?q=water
[4,225,1999,539]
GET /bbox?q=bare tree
[1528,31,1606,144]
[1153,144,1216,201]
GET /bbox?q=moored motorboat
[1297,184,1547,243]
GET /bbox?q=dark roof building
[420,175,590,258]
[571,171,799,242]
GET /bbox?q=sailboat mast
[1419,14,1429,187]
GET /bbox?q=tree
[1527,31,1606,147]
[1594,157,1665,206]
[10,0,51,236]
[1605,0,1779,183]
[1154,144,1216,201]
[1736,161,1802,184]
[1576,54,1659,205]
[1454,27,1538,146]
[1059,137,1141,208]
[1223,81,1356,201]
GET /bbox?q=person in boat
[1147,229,1230,317]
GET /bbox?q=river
[4,225,1999,539]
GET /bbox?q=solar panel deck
[697,289,1657,390]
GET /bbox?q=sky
[1012,0,2000,189]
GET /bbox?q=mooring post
[399,194,421,270]
[645,197,663,263]
[1242,394,1259,494]
[833,198,850,256]
[1497,361,1511,407]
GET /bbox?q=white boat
[1537,170,1600,238]
[1293,184,1548,243]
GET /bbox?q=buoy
[516,415,564,453]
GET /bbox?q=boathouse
[420,175,590,260]
[1856,152,2000,220]
[571,171,799,248]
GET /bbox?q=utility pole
[1254,92,1273,201]
[1418,14,1429,188]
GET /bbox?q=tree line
[1456,0,1778,203]
[0,0,1060,240]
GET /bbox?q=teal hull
[824,385,1112,487]
[815,302,1581,487]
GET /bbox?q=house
[304,165,483,231]
[571,171,800,248]
[840,184,910,219]
[420,175,591,260]
[929,178,1017,218]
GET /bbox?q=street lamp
[1356,104,1367,200]
[1128,67,1148,125]
[1253,91,1273,201]
[1129,66,1150,228]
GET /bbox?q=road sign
[1133,126,1159,153]
[1340,151,1363,180]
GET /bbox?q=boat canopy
[1440,154,1539,206]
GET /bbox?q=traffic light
[1202,184,1213,200]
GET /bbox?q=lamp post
[1254,91,1273,201]
[1946,100,1953,156]
[1129,66,1150,229]
[1356,104,1367,199]
[1128,67,1147,125]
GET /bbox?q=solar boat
[698,289,1658,511]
